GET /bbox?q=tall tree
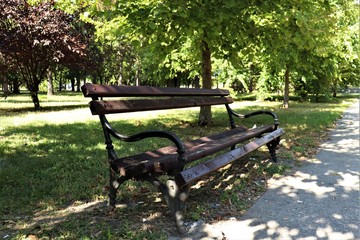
[0,53,10,98]
[0,0,90,109]
[75,0,257,125]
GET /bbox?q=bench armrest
[102,118,187,168]
[226,105,279,128]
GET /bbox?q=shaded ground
[1,151,287,239]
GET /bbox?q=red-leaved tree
[0,0,90,109]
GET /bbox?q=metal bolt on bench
[82,83,284,234]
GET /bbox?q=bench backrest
[82,83,233,115]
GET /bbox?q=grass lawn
[0,92,356,239]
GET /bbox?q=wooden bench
[81,83,284,234]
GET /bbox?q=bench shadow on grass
[4,104,88,113]
[0,120,181,238]
[0,117,228,239]
[0,113,287,239]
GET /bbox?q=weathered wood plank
[114,125,276,177]
[175,128,284,187]
[89,97,233,115]
[82,83,230,98]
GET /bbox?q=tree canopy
[1,0,359,112]
[75,0,359,99]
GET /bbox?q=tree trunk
[249,64,255,93]
[198,40,213,126]
[58,76,62,92]
[54,69,62,92]
[135,65,140,86]
[92,74,97,84]
[283,64,290,108]
[2,74,10,98]
[31,91,40,110]
[47,69,54,96]
[76,77,81,92]
[167,77,180,87]
[194,75,200,88]
[71,78,75,91]
[332,79,337,97]
[26,72,41,109]
[12,79,20,94]
[118,61,123,85]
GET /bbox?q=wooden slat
[82,83,230,98]
[114,125,277,177]
[89,97,233,115]
[181,125,275,163]
[175,128,285,187]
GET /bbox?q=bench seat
[113,125,275,178]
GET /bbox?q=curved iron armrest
[102,117,187,170]
[226,105,280,129]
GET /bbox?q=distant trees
[251,0,359,107]
[0,0,91,109]
[1,0,358,112]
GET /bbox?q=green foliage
[236,0,359,102]
[8,0,358,104]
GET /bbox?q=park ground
[0,91,358,239]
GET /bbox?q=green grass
[0,92,355,239]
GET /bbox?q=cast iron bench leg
[267,137,281,163]
[108,168,127,211]
[153,178,190,234]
